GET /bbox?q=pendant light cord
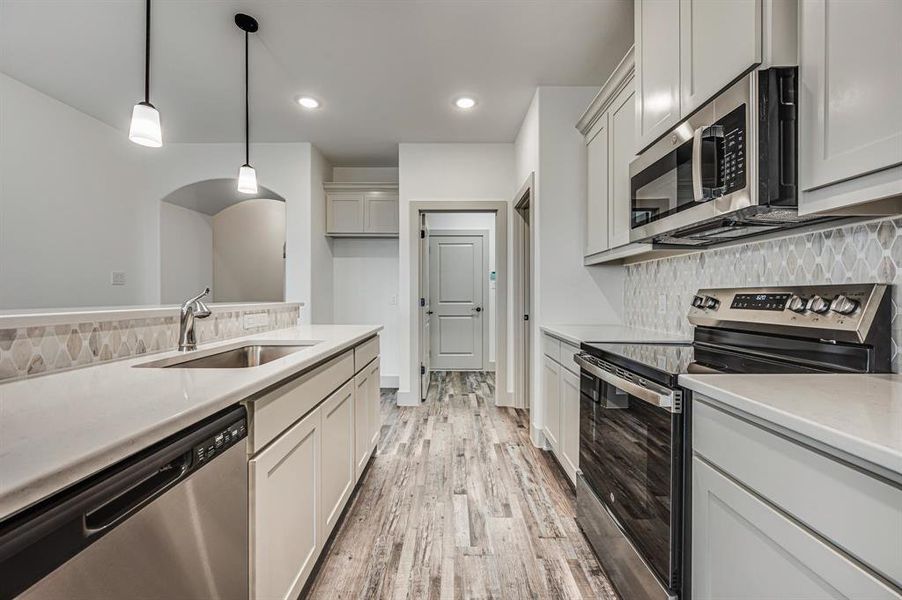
[144,0,151,103]
[245,29,250,166]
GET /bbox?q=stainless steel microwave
[629,67,832,247]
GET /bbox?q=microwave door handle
[574,354,678,412]
[692,126,705,202]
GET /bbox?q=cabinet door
[364,192,399,234]
[326,192,365,233]
[799,0,902,195]
[692,457,897,599]
[680,0,761,118]
[586,114,611,256]
[320,380,356,540]
[559,367,580,485]
[368,357,381,448]
[542,355,561,450]
[608,82,637,249]
[249,407,321,600]
[354,366,372,478]
[635,0,681,151]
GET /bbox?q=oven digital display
[730,293,791,311]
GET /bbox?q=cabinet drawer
[694,397,902,585]
[541,333,561,362]
[560,340,581,374]
[249,350,354,453]
[354,336,379,373]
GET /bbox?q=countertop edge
[679,374,902,479]
[0,324,381,522]
[539,324,692,345]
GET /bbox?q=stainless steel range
[574,283,892,600]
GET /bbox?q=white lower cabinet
[320,380,356,541]
[354,366,373,478]
[692,457,897,599]
[542,355,561,450]
[367,357,381,447]
[249,406,321,600]
[559,367,580,484]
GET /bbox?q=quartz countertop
[679,373,902,478]
[540,324,692,346]
[0,323,380,521]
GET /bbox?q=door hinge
[420,297,425,307]
[420,229,426,239]
[420,365,426,375]
[524,314,529,321]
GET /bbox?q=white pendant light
[236,13,259,194]
[129,0,162,147]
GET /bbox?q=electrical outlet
[111,271,126,286]
[658,293,667,314]
[390,294,398,306]
[243,313,268,329]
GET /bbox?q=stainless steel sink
[136,341,319,369]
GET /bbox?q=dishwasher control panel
[193,417,247,466]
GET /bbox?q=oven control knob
[703,296,720,310]
[830,295,859,315]
[807,295,830,314]
[787,295,808,313]
[692,295,705,308]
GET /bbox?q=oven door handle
[574,354,680,412]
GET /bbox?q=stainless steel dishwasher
[0,406,248,600]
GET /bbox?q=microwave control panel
[718,105,746,195]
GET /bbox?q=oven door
[578,359,682,591]
[630,72,755,244]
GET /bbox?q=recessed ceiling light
[297,96,320,109]
[454,96,477,110]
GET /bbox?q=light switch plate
[243,312,269,329]
[111,271,126,286]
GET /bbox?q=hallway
[305,371,617,599]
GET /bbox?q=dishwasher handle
[83,450,192,535]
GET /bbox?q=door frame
[428,229,491,372]
[512,174,534,411]
[407,201,510,406]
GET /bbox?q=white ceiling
[0,0,633,165]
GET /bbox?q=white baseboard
[380,375,399,389]
[530,423,546,448]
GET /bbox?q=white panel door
[586,114,611,256]
[419,214,432,399]
[326,192,364,233]
[608,81,637,249]
[680,0,761,118]
[635,0,682,151]
[800,0,902,193]
[364,192,399,234]
[320,380,355,541]
[429,233,485,370]
[249,407,321,600]
[542,355,561,450]
[692,457,898,599]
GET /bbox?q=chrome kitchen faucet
[178,287,212,351]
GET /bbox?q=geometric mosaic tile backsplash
[0,304,300,383]
[622,216,902,371]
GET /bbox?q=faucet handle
[182,287,211,311]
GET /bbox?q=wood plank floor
[305,371,618,600]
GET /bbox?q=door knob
[473,306,482,313]
[426,310,434,315]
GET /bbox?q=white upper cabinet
[799,0,902,214]
[325,183,399,237]
[679,0,761,118]
[585,114,611,256]
[608,82,637,249]
[635,0,682,151]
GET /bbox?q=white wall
[310,146,334,323]
[332,166,399,183]
[0,73,152,308]
[425,212,497,365]
[398,143,514,405]
[515,86,626,446]
[213,199,285,302]
[160,202,213,304]
[332,238,400,386]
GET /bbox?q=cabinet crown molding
[323,182,399,192]
[576,46,635,135]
